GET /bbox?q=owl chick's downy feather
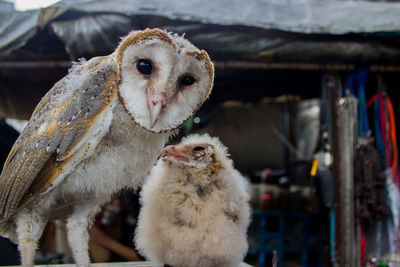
[0,28,213,267]
[136,133,251,267]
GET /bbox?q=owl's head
[160,133,230,171]
[161,141,215,169]
[116,28,214,133]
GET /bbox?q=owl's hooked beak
[147,90,166,128]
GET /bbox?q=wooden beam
[214,61,400,72]
[0,61,72,68]
[1,60,400,72]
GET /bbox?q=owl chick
[0,28,214,267]
[136,133,250,267]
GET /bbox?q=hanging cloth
[356,69,371,138]
[367,89,400,255]
[387,98,398,175]
[353,69,378,267]
[368,92,400,185]
[343,72,356,97]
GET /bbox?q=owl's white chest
[58,102,170,202]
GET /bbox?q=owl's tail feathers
[0,219,18,244]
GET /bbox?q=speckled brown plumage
[0,28,214,267]
[0,57,119,221]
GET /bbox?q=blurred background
[1,0,400,266]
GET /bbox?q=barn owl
[136,134,250,267]
[0,28,214,267]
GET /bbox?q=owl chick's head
[161,133,231,171]
[116,28,214,133]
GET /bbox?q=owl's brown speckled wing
[0,56,119,221]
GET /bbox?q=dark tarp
[2,0,400,61]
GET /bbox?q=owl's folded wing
[0,56,119,221]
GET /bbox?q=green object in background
[377,261,388,267]
[182,116,194,135]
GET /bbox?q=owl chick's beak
[148,91,166,128]
[161,145,189,163]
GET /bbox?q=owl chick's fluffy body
[136,134,250,267]
[0,29,213,267]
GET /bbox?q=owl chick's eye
[180,76,196,87]
[137,59,152,75]
[193,145,205,152]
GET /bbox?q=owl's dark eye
[180,76,196,86]
[193,145,205,152]
[137,59,152,75]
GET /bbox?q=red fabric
[367,94,377,109]
[361,229,366,267]
[379,94,386,160]
[388,98,398,171]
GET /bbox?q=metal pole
[338,91,358,267]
